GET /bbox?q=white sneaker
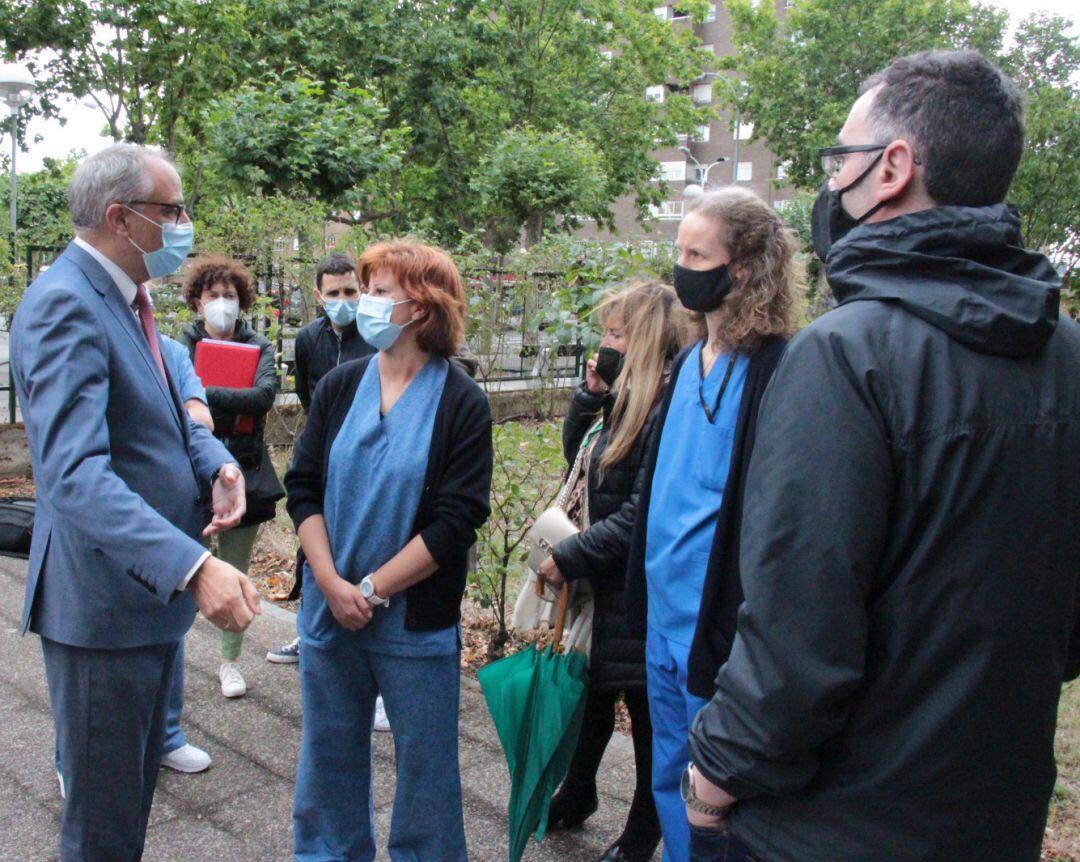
[57,769,65,799]
[219,662,247,698]
[373,695,391,733]
[161,743,212,773]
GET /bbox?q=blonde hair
[596,280,689,477]
[684,188,803,352]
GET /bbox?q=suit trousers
[43,636,179,862]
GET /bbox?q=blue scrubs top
[301,354,457,656]
[162,335,206,403]
[645,341,748,645]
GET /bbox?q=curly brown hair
[181,255,256,312]
[684,188,804,353]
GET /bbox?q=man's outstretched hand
[203,463,246,536]
[190,555,262,632]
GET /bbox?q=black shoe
[546,785,598,831]
[598,841,655,862]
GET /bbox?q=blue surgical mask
[324,299,359,327]
[355,294,414,351]
[124,206,194,278]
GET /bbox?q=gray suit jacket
[11,242,233,648]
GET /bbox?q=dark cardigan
[626,335,787,698]
[284,355,493,631]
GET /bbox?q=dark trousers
[43,636,179,862]
[561,685,660,848]
[689,826,759,862]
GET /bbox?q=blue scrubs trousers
[293,641,467,862]
[647,628,710,862]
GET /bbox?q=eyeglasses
[818,144,887,178]
[125,200,188,224]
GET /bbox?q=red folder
[193,339,261,434]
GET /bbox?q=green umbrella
[479,584,589,862]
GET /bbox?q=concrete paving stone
[185,779,296,858]
[0,772,60,862]
[140,813,253,861]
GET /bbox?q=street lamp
[0,63,36,262]
[693,72,743,185]
[678,146,728,199]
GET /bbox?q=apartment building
[580,1,793,241]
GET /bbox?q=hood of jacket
[826,204,1061,357]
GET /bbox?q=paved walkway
[0,557,658,861]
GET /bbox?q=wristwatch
[680,762,730,818]
[359,574,389,607]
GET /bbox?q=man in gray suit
[11,143,261,860]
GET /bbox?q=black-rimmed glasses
[818,144,887,178]
[125,200,188,224]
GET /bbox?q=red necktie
[134,282,167,380]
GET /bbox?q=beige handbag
[510,419,601,656]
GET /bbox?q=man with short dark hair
[293,251,375,414]
[681,50,1080,862]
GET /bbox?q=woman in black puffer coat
[536,280,689,862]
[179,256,284,700]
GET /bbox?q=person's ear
[875,140,918,204]
[411,303,428,322]
[314,288,325,306]
[104,202,131,237]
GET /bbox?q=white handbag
[510,419,601,657]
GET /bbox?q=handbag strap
[556,417,604,509]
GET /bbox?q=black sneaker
[266,637,300,664]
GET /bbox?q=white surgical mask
[203,297,240,334]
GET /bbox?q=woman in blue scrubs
[284,242,493,862]
[625,188,803,862]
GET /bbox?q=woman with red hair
[285,241,492,861]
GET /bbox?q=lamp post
[678,146,728,199]
[695,72,742,185]
[0,64,36,265]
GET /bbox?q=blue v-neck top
[300,355,457,655]
[645,341,748,645]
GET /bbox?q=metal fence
[0,251,587,423]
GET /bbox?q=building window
[704,4,717,22]
[734,122,755,141]
[774,199,791,212]
[273,237,288,253]
[670,5,690,19]
[692,83,712,104]
[600,50,613,61]
[645,85,666,103]
[326,233,337,249]
[658,160,687,183]
[736,161,753,182]
[693,124,711,143]
[653,5,668,20]
[776,161,791,180]
[649,200,685,220]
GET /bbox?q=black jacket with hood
[689,205,1080,862]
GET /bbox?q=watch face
[360,580,373,598]
[680,764,692,802]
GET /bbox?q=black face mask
[673,263,733,313]
[810,150,887,262]
[595,346,625,387]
